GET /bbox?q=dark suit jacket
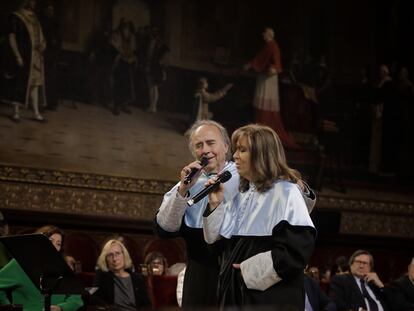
[329,274,390,311]
[304,275,337,311]
[91,269,151,310]
[390,275,414,311]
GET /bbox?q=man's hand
[51,305,62,311]
[178,160,204,197]
[364,272,384,288]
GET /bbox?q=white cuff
[203,203,225,244]
[156,189,188,232]
[240,251,282,291]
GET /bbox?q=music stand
[0,234,83,311]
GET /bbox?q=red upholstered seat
[64,233,99,272]
[121,235,144,269]
[146,275,178,309]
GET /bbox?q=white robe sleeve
[156,186,188,232]
[203,203,226,244]
[240,251,282,291]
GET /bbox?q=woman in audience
[0,224,83,311]
[92,239,150,310]
[203,124,316,310]
[144,251,168,276]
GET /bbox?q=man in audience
[389,257,414,311]
[304,273,337,311]
[330,249,391,311]
[154,120,316,309]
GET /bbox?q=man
[304,274,337,311]
[330,249,391,311]
[154,120,316,310]
[244,27,298,149]
[389,257,414,311]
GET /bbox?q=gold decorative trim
[317,194,414,216]
[341,211,414,238]
[0,165,175,194]
[0,182,160,220]
[1,165,413,238]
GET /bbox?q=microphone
[183,156,209,185]
[187,171,232,206]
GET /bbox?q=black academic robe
[218,221,315,311]
[155,221,220,310]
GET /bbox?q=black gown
[204,180,316,311]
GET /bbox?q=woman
[91,239,150,310]
[144,251,168,276]
[0,225,83,311]
[203,124,316,310]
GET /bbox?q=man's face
[350,254,371,278]
[191,125,228,174]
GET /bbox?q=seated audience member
[332,256,350,276]
[144,252,168,276]
[91,239,150,310]
[320,267,332,294]
[304,274,337,311]
[307,266,321,282]
[389,257,414,311]
[330,249,392,311]
[0,225,83,311]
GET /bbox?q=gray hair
[185,120,231,160]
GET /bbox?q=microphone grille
[219,171,232,183]
[200,156,209,167]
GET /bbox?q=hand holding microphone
[187,171,232,207]
[183,156,209,185]
[178,157,209,197]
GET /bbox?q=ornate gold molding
[0,165,175,194]
[1,165,413,238]
[341,211,414,238]
[0,182,160,221]
[317,194,414,216]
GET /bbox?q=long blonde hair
[96,239,133,272]
[232,124,301,192]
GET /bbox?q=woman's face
[151,258,165,275]
[233,135,253,181]
[106,243,126,273]
[49,233,62,252]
